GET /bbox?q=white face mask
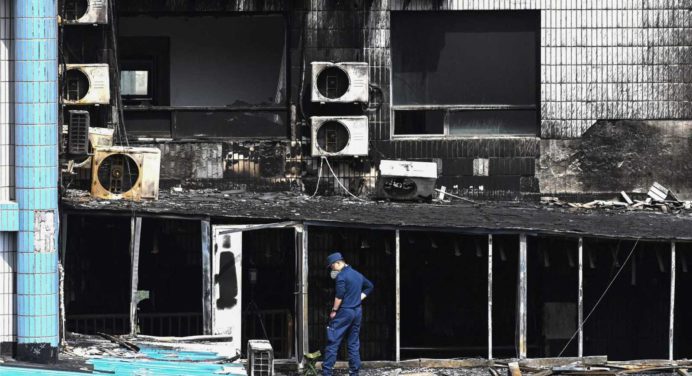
[330,270,340,280]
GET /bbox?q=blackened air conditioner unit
[62,64,110,105]
[376,160,438,201]
[67,110,90,155]
[63,0,109,25]
[91,146,160,201]
[311,62,368,103]
[311,116,368,157]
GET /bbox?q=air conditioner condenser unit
[91,146,160,201]
[376,160,438,201]
[311,116,368,157]
[62,64,110,105]
[247,340,274,376]
[311,62,368,103]
[62,0,109,25]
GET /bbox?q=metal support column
[201,220,212,335]
[395,229,401,362]
[128,217,142,336]
[488,234,493,360]
[14,0,59,363]
[578,237,584,358]
[669,240,676,361]
[518,234,527,359]
[298,224,309,365]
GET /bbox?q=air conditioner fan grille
[316,66,349,99]
[66,69,90,101]
[316,121,349,153]
[64,0,89,21]
[96,154,140,195]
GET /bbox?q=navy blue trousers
[322,306,362,376]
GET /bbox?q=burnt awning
[61,189,692,241]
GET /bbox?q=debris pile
[541,182,691,214]
[336,358,692,376]
[489,357,692,376]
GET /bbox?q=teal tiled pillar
[14,0,59,363]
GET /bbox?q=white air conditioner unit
[91,146,160,201]
[311,62,368,103]
[311,116,368,157]
[376,160,438,201]
[247,340,274,376]
[63,0,109,25]
[62,64,110,105]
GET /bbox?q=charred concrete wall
[538,120,692,199]
[68,0,692,197]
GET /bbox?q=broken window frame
[119,13,291,141]
[389,11,541,139]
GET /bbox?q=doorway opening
[64,215,132,335]
[137,218,203,336]
[400,232,488,359]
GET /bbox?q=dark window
[119,15,288,139]
[394,110,445,135]
[391,11,540,136]
[119,37,170,106]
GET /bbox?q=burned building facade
[0,0,692,368]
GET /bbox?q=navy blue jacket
[335,265,374,308]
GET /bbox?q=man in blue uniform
[322,252,374,376]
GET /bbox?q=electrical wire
[556,238,640,357]
[297,11,309,123]
[106,0,138,223]
[108,0,128,146]
[309,156,324,198]
[361,83,384,112]
[322,156,364,201]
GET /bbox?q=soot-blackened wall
[68,0,692,197]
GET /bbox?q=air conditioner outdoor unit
[62,64,110,105]
[311,62,368,103]
[63,0,109,25]
[91,146,160,201]
[376,160,438,201]
[311,116,368,157]
[247,340,274,376]
[67,110,90,155]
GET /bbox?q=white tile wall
[0,0,12,201]
[0,232,15,344]
[391,0,692,138]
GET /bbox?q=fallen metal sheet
[0,345,246,376]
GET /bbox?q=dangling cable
[309,157,324,198]
[557,238,640,357]
[322,157,364,201]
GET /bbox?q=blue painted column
[14,0,59,363]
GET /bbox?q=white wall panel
[0,0,14,345]
[0,0,12,201]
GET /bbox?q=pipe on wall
[13,0,59,363]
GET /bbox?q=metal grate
[252,351,271,375]
[68,110,90,155]
[247,340,274,376]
